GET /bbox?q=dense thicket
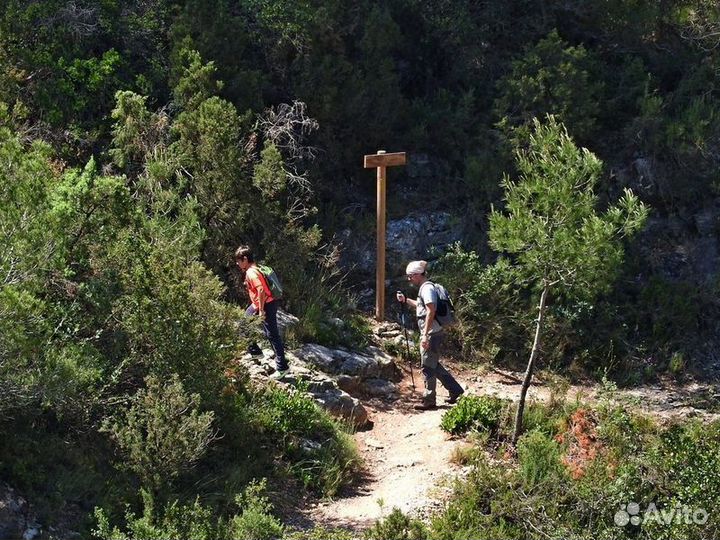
[3,1,719,203]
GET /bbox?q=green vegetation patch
[440,395,507,436]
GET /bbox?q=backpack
[424,281,456,327]
[256,264,284,300]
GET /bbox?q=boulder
[276,309,299,334]
[694,207,720,237]
[311,388,369,427]
[235,342,400,428]
[295,344,400,381]
[362,378,399,398]
[385,212,462,275]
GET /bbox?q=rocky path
[307,382,468,530]
[300,358,720,534]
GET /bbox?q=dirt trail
[305,364,538,530]
[308,392,468,529]
[302,360,720,532]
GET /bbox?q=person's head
[235,245,254,271]
[405,260,427,287]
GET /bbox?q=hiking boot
[445,391,464,405]
[270,369,288,380]
[413,402,437,411]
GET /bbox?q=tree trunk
[512,282,550,445]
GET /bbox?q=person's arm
[421,301,436,350]
[396,292,417,309]
[257,286,267,317]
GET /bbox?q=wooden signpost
[363,150,407,321]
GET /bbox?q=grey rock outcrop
[339,212,463,277]
[237,342,402,427]
[296,343,399,381]
[0,485,41,540]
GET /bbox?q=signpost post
[363,150,407,321]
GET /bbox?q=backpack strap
[417,281,438,310]
[246,266,274,302]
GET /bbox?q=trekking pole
[398,292,416,391]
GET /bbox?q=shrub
[653,420,720,509]
[494,30,604,143]
[93,479,283,540]
[438,249,532,366]
[284,527,354,540]
[430,455,524,540]
[251,385,360,496]
[93,489,219,540]
[228,479,284,540]
[440,395,506,436]
[517,430,565,488]
[364,508,428,540]
[102,374,216,493]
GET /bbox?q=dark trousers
[420,332,463,405]
[246,300,288,370]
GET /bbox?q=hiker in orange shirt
[235,245,288,377]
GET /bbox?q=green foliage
[4,1,720,535]
[439,248,530,364]
[94,489,218,540]
[102,374,216,493]
[431,400,720,540]
[495,30,604,143]
[490,116,648,300]
[252,385,360,496]
[442,117,649,374]
[228,479,285,540]
[430,455,524,540]
[517,430,565,488]
[0,0,168,131]
[440,395,506,436]
[172,47,223,111]
[253,141,287,199]
[93,479,283,540]
[364,507,428,540]
[654,421,720,508]
[518,399,575,437]
[284,526,354,540]
[0,128,56,416]
[637,278,705,351]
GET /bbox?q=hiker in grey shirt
[396,260,464,410]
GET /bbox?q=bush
[93,489,219,540]
[364,508,428,540]
[494,30,604,144]
[93,479,283,540]
[438,249,532,366]
[229,479,285,540]
[102,374,216,494]
[430,455,524,540]
[653,420,720,509]
[517,430,565,488]
[440,395,507,436]
[284,527,354,540]
[251,385,360,496]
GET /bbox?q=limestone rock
[311,388,369,427]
